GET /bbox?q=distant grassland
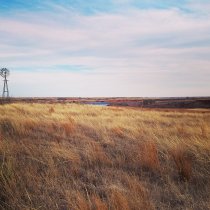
[4,97,210,108]
[0,103,210,210]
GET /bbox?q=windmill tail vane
[0,68,10,98]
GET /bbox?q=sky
[0,0,210,97]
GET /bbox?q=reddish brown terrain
[2,97,210,109]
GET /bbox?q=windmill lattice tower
[0,68,10,98]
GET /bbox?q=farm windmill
[0,68,10,98]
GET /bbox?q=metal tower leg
[2,79,9,98]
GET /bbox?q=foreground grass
[0,103,210,210]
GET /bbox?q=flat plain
[0,103,210,210]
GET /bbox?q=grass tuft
[170,146,192,181]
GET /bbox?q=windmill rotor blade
[0,68,10,77]
[0,69,3,77]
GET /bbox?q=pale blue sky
[0,0,210,97]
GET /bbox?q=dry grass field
[0,103,210,210]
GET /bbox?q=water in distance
[84,101,109,106]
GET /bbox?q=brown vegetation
[0,103,210,209]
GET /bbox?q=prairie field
[0,103,210,210]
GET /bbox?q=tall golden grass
[0,103,210,209]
